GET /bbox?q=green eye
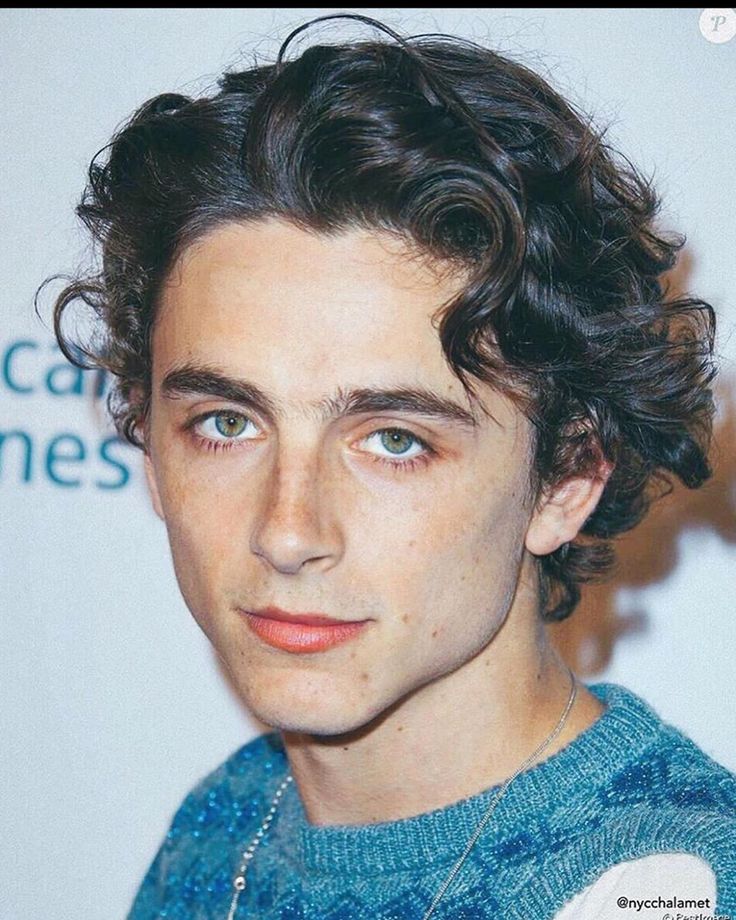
[214,412,248,438]
[359,427,432,472]
[189,410,257,452]
[380,429,416,455]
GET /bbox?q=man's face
[145,218,542,735]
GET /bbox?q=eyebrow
[160,363,480,430]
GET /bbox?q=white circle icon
[699,8,736,43]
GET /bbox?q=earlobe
[143,451,165,521]
[525,460,614,557]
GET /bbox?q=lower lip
[242,611,370,653]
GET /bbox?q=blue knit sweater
[128,682,736,919]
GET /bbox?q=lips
[249,606,356,626]
[240,606,370,654]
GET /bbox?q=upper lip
[245,606,365,626]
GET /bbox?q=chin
[255,700,377,738]
[239,680,390,739]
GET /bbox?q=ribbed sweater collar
[266,681,664,878]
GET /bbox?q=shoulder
[573,683,736,912]
[554,853,717,920]
[505,683,736,920]
[587,682,736,819]
[127,730,286,916]
[165,730,286,841]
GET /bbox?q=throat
[280,658,597,828]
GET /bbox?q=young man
[49,13,735,919]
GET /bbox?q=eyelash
[184,410,435,473]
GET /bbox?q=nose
[250,440,343,575]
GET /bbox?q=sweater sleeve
[553,852,717,920]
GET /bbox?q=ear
[525,458,614,556]
[143,451,165,522]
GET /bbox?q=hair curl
[42,13,718,621]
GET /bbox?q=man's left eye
[362,428,426,458]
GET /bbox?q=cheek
[153,458,245,617]
[360,481,528,633]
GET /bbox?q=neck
[280,592,605,827]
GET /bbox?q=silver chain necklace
[226,668,577,920]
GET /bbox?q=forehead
[153,218,520,431]
[157,217,461,341]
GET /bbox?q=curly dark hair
[42,12,718,622]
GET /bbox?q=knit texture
[127,682,736,919]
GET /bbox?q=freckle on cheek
[402,613,410,624]
[432,629,438,638]
[360,672,369,682]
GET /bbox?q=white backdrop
[2,9,735,920]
